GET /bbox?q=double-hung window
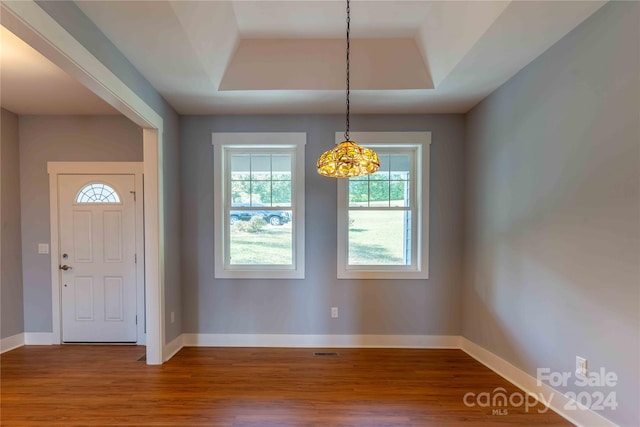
[337,132,430,279]
[213,133,305,279]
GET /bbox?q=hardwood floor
[1,346,572,426]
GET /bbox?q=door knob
[59,264,73,271]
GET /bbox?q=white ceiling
[0,26,118,115]
[2,1,607,115]
[74,0,606,115]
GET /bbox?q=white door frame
[1,1,165,364]
[48,163,145,345]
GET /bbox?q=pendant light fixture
[317,0,380,178]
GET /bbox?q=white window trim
[337,132,431,280]
[212,133,306,279]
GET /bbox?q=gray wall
[463,3,639,426]
[1,108,24,339]
[36,1,182,342]
[181,114,465,335]
[20,116,142,332]
[162,115,182,342]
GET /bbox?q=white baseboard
[24,332,53,345]
[459,337,617,427]
[1,333,25,353]
[1,332,53,352]
[182,333,461,349]
[163,334,184,362]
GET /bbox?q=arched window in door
[75,183,121,203]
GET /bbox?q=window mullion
[225,149,232,267]
[249,154,253,207]
[348,206,410,211]
[269,154,273,206]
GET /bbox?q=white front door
[59,175,137,343]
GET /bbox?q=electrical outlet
[171,312,175,324]
[576,356,588,377]
[331,307,338,318]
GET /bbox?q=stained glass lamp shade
[317,140,380,178]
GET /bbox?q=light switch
[38,243,49,254]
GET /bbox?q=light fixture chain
[345,0,350,141]
[317,0,380,178]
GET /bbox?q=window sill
[215,268,305,280]
[337,269,429,280]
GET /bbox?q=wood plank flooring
[0,346,572,426]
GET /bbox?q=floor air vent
[313,352,339,356]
